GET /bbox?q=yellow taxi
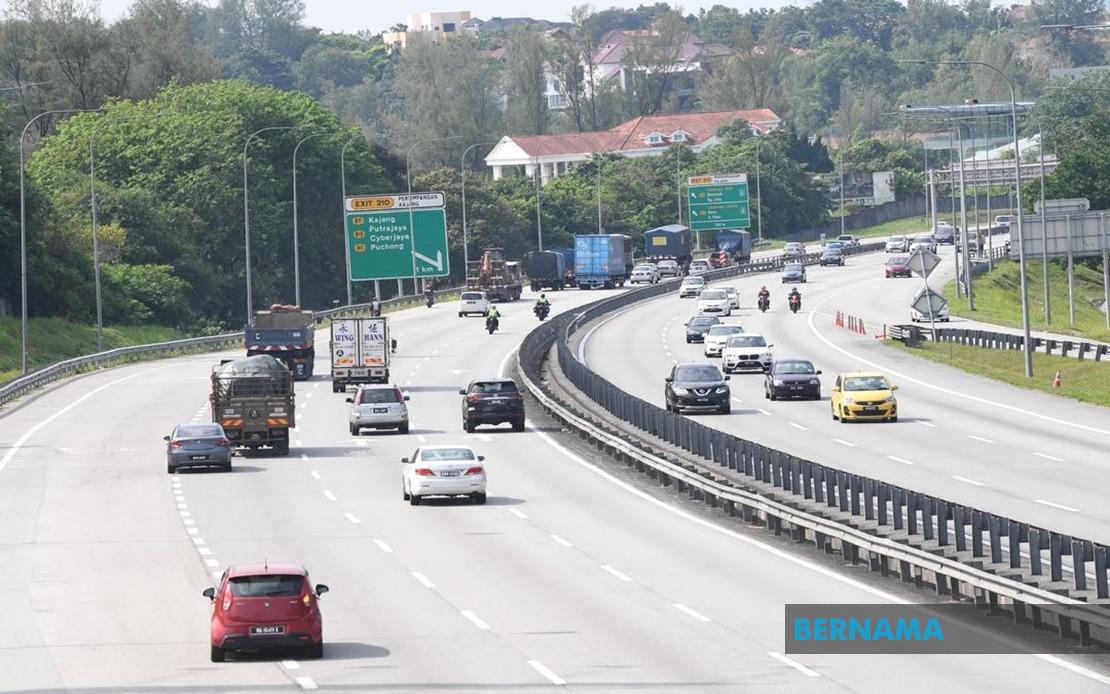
[831,372,898,422]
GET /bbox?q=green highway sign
[346,208,450,281]
[687,173,751,231]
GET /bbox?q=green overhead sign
[688,173,751,231]
[346,207,450,281]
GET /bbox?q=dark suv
[664,363,731,414]
[460,379,525,432]
[685,315,721,343]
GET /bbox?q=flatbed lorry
[210,355,295,456]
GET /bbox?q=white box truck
[330,317,390,392]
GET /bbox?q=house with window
[591,30,733,92]
[383,11,472,52]
[484,108,782,183]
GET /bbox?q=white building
[383,11,472,51]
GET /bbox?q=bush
[102,264,192,326]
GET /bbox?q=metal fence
[518,241,1110,647]
[894,324,1110,361]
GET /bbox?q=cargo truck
[330,317,390,392]
[525,250,567,291]
[548,247,576,286]
[245,305,316,380]
[574,234,633,289]
[467,248,523,302]
[643,224,693,271]
[210,355,295,456]
[715,229,752,263]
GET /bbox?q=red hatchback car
[885,255,912,278]
[203,563,329,662]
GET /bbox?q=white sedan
[630,264,660,284]
[697,289,732,316]
[723,287,740,309]
[689,259,711,275]
[402,445,487,505]
[703,324,746,357]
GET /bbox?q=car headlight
[715,387,729,394]
[672,387,689,395]
[773,379,785,386]
[882,395,895,403]
[843,396,855,404]
[809,379,820,385]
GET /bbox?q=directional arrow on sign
[414,250,444,272]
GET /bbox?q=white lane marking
[310,471,320,480]
[192,537,206,545]
[306,392,313,399]
[171,476,180,482]
[186,527,199,535]
[344,512,361,524]
[313,383,321,389]
[174,495,186,502]
[295,439,303,447]
[295,676,317,690]
[183,519,195,526]
[967,435,994,444]
[460,610,491,630]
[952,475,986,487]
[916,420,937,428]
[1034,452,1065,462]
[601,565,633,582]
[212,569,222,578]
[1035,499,1080,513]
[576,309,625,363]
[527,420,1110,685]
[198,547,211,556]
[205,559,219,568]
[549,534,573,547]
[300,454,309,461]
[527,659,567,686]
[418,435,427,443]
[373,539,393,553]
[412,571,435,589]
[789,422,809,431]
[673,603,711,622]
[731,397,744,404]
[757,408,772,416]
[887,455,916,466]
[477,434,494,442]
[355,440,368,448]
[432,349,440,355]
[0,364,174,471]
[282,660,301,670]
[177,503,188,510]
[768,651,820,678]
[179,510,191,518]
[323,490,337,502]
[831,438,855,447]
[510,508,529,519]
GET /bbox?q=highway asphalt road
[581,245,1110,543]
[2,283,1109,692]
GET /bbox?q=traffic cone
[1053,371,1062,389]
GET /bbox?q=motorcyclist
[788,287,802,307]
[758,286,770,301]
[486,305,501,332]
[370,297,382,317]
[535,293,550,309]
[424,287,435,306]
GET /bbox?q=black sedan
[819,248,844,266]
[684,315,721,343]
[665,363,731,414]
[764,360,822,401]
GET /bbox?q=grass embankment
[891,340,1110,408]
[942,259,1110,344]
[0,317,184,385]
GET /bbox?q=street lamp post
[292,132,326,307]
[596,153,603,233]
[244,125,298,321]
[461,141,499,277]
[19,108,100,374]
[754,138,763,243]
[339,134,360,306]
[838,147,846,238]
[953,119,974,310]
[1038,122,1051,326]
[534,152,544,251]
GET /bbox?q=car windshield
[689,317,718,327]
[675,365,722,381]
[775,361,815,375]
[823,248,842,255]
[461,293,483,300]
[708,326,743,337]
[700,290,726,300]
[660,261,676,267]
[229,574,304,597]
[890,236,906,242]
[784,264,803,272]
[843,376,890,391]
[727,335,767,348]
[357,388,400,404]
[421,448,476,461]
[634,265,653,271]
[177,424,222,438]
[838,236,852,241]
[887,256,909,265]
[682,277,705,285]
[470,381,518,394]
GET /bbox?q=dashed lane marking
[510,509,528,519]
[789,422,809,431]
[527,659,567,686]
[916,420,937,428]
[1034,452,1064,462]
[768,652,820,678]
[832,438,855,447]
[672,603,711,623]
[461,610,491,630]
[373,539,393,553]
[323,490,337,502]
[952,475,986,487]
[601,565,633,582]
[310,471,321,480]
[968,435,994,444]
[282,660,300,670]
[549,534,573,547]
[295,676,317,690]
[887,455,916,465]
[1035,499,1080,512]
[412,571,435,589]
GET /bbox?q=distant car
[348,384,410,436]
[685,314,721,343]
[460,378,525,432]
[958,230,982,253]
[764,359,822,401]
[836,234,860,248]
[909,236,937,254]
[819,247,844,266]
[721,333,773,374]
[782,242,806,258]
[688,259,711,275]
[703,324,746,357]
[656,259,680,277]
[831,372,898,423]
[885,255,912,278]
[911,302,951,322]
[993,215,1012,229]
[823,241,845,251]
[697,289,732,316]
[402,445,487,505]
[165,423,231,474]
[723,286,740,309]
[781,262,807,283]
[708,250,733,268]
[679,276,706,297]
[630,264,661,284]
[458,291,491,317]
[933,224,956,245]
[204,563,328,662]
[885,236,909,253]
[664,362,731,414]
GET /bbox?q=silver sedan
[165,423,232,473]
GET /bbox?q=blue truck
[574,234,633,289]
[643,224,692,270]
[715,229,752,262]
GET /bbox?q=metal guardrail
[0,287,466,409]
[891,324,1109,361]
[517,242,1110,648]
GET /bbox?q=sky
[91,0,802,35]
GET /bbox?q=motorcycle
[758,295,770,313]
[534,304,550,321]
[486,316,499,334]
[425,294,435,308]
[788,295,801,314]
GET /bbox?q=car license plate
[862,407,881,414]
[697,398,709,403]
[440,471,460,477]
[190,455,208,461]
[790,386,803,390]
[249,625,285,636]
[373,408,388,413]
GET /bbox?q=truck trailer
[330,317,390,392]
[715,229,752,263]
[525,250,567,291]
[245,305,315,380]
[574,234,633,289]
[210,355,295,456]
[643,224,693,270]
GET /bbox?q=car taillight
[509,392,523,399]
[170,440,183,448]
[394,389,405,402]
[466,394,482,402]
[302,592,312,607]
[215,437,229,447]
[415,468,435,476]
[222,595,231,611]
[464,466,484,476]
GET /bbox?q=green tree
[504,28,550,136]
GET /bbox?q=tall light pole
[1038,121,1051,326]
[461,140,499,276]
[838,146,846,237]
[20,108,100,374]
[754,138,763,243]
[407,136,463,293]
[953,119,973,310]
[339,134,361,306]
[244,125,297,321]
[292,131,326,307]
[596,152,603,233]
[534,151,544,250]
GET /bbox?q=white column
[524,162,535,178]
[492,164,503,180]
